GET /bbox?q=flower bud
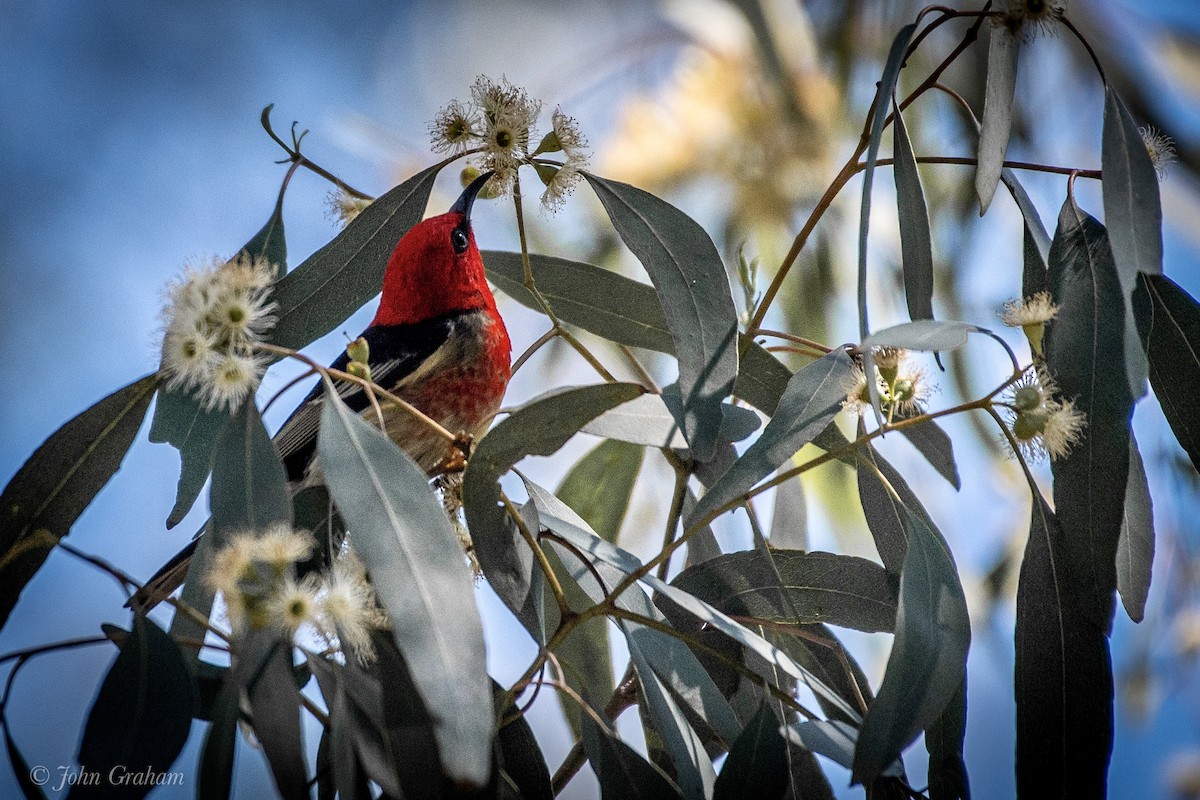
[346,361,372,382]
[346,336,370,365]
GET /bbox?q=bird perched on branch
[136,171,510,607]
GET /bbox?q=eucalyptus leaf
[858,22,917,341]
[317,382,491,788]
[197,681,239,800]
[485,251,675,353]
[550,439,642,737]
[976,27,1019,214]
[72,615,196,800]
[768,471,808,551]
[1022,220,1049,297]
[687,349,855,528]
[851,509,970,785]
[1015,495,1113,797]
[713,705,789,800]
[1045,197,1135,632]
[1134,273,1200,471]
[628,638,719,799]
[269,164,441,350]
[580,393,759,449]
[924,678,969,800]
[0,373,157,630]
[892,104,934,322]
[528,483,860,723]
[788,720,903,778]
[898,417,960,490]
[232,632,307,800]
[1103,86,1162,399]
[521,478,743,746]
[495,683,553,800]
[1002,170,1052,264]
[670,550,897,634]
[581,713,683,800]
[1116,436,1154,623]
[584,173,739,461]
[152,183,295,526]
[862,320,978,352]
[171,397,292,662]
[463,382,643,638]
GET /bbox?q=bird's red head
[373,173,499,327]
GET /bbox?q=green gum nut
[1013,384,1043,411]
[347,336,370,365]
[1022,322,1046,357]
[1013,407,1049,441]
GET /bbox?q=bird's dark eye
[451,227,469,254]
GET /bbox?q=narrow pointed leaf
[788,720,903,777]
[713,705,789,800]
[580,393,759,449]
[924,678,969,800]
[464,382,642,637]
[976,28,1019,214]
[1116,435,1154,622]
[858,23,917,341]
[317,382,491,787]
[857,441,942,575]
[269,164,441,349]
[1134,273,1200,470]
[1102,86,1158,397]
[171,397,291,661]
[898,418,960,489]
[151,191,292,525]
[892,105,934,321]
[522,479,743,746]
[0,373,157,629]
[485,251,675,353]
[1045,197,1135,631]
[768,472,808,550]
[863,320,978,353]
[628,639,719,799]
[1015,495,1113,797]
[1003,170,1052,263]
[529,482,860,723]
[550,439,642,737]
[232,632,307,800]
[72,615,196,800]
[851,509,970,785]
[688,349,855,527]
[670,550,897,633]
[1022,221,1049,297]
[581,714,683,800]
[198,680,239,800]
[584,174,739,461]
[495,682,553,800]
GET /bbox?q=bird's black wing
[274,313,460,482]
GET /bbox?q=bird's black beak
[449,171,494,222]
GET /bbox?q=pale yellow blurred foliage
[599,0,840,225]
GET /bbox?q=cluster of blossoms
[159,253,276,411]
[1000,366,1086,462]
[994,0,1068,39]
[207,523,388,664]
[1140,126,1177,179]
[1000,291,1058,356]
[429,76,590,212]
[844,347,933,419]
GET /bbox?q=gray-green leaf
[976,27,1019,214]
[584,174,739,461]
[0,373,157,630]
[851,509,970,785]
[317,381,491,787]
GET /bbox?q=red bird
[138,172,510,603]
[275,171,511,481]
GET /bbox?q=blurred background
[2,0,1198,797]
